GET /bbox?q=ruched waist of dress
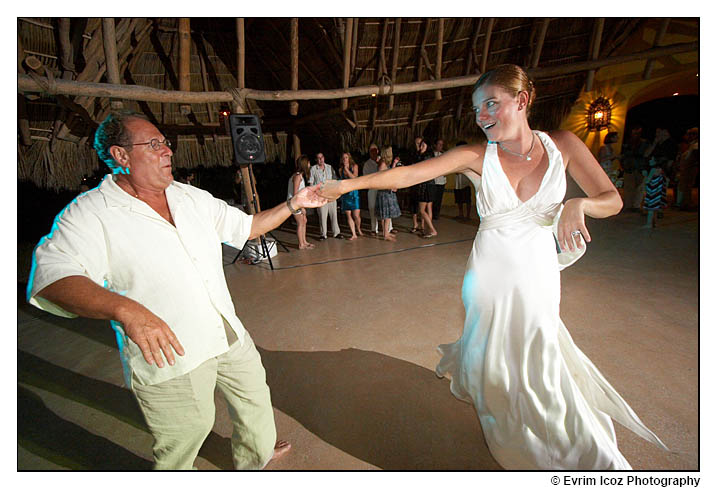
[478,202,586,271]
[478,203,561,232]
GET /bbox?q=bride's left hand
[557,198,591,252]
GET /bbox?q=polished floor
[17,197,699,470]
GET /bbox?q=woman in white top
[319,64,666,469]
[287,155,314,249]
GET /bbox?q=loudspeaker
[228,114,266,164]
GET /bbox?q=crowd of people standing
[284,138,473,249]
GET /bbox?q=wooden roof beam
[643,18,671,80]
[411,18,431,132]
[388,18,402,111]
[530,18,551,68]
[18,42,698,104]
[585,18,605,92]
[480,18,495,73]
[342,18,354,111]
[455,18,483,123]
[434,18,444,101]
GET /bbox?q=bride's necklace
[498,133,536,161]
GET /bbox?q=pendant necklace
[498,133,536,161]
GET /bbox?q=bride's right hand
[318,180,343,201]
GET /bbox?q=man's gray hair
[93,110,148,173]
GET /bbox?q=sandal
[421,232,437,239]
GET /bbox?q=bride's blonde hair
[473,64,536,116]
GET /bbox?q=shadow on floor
[18,346,500,470]
[258,346,501,470]
[17,350,236,470]
[18,385,153,470]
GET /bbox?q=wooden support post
[531,18,551,68]
[293,133,301,163]
[585,18,605,92]
[388,18,402,111]
[178,18,192,115]
[643,18,671,80]
[240,166,256,214]
[237,19,245,89]
[290,18,299,116]
[351,18,359,73]
[481,18,495,73]
[434,18,444,100]
[233,18,248,114]
[341,18,354,111]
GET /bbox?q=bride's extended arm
[322,145,483,199]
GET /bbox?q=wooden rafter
[481,18,495,73]
[434,18,444,101]
[643,18,671,80]
[455,18,482,123]
[585,18,605,92]
[388,18,402,111]
[530,18,551,68]
[341,18,353,111]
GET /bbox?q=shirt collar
[99,174,190,210]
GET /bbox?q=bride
[319,64,667,470]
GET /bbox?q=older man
[27,111,327,470]
[309,152,343,240]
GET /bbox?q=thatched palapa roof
[17,17,699,190]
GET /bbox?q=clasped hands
[293,184,330,208]
[317,180,343,201]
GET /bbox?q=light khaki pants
[131,331,276,470]
[317,200,340,237]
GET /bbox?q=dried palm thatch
[18,17,698,190]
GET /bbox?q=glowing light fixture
[586,96,612,131]
[673,92,680,96]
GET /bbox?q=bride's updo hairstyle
[473,64,536,116]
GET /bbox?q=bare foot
[270,440,292,461]
[383,234,396,241]
[348,235,357,241]
[299,243,315,249]
[357,230,364,236]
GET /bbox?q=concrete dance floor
[17,199,699,471]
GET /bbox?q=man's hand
[317,180,343,201]
[116,302,185,368]
[293,184,330,208]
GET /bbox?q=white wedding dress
[436,131,667,470]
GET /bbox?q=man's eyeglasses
[131,138,172,151]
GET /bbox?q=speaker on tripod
[228,114,265,165]
[226,113,289,269]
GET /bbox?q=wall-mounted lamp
[586,96,612,131]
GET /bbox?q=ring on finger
[571,230,581,237]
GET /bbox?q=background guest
[362,143,381,235]
[288,155,314,249]
[376,146,402,241]
[429,139,446,220]
[310,152,344,240]
[452,141,472,220]
[338,152,362,241]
